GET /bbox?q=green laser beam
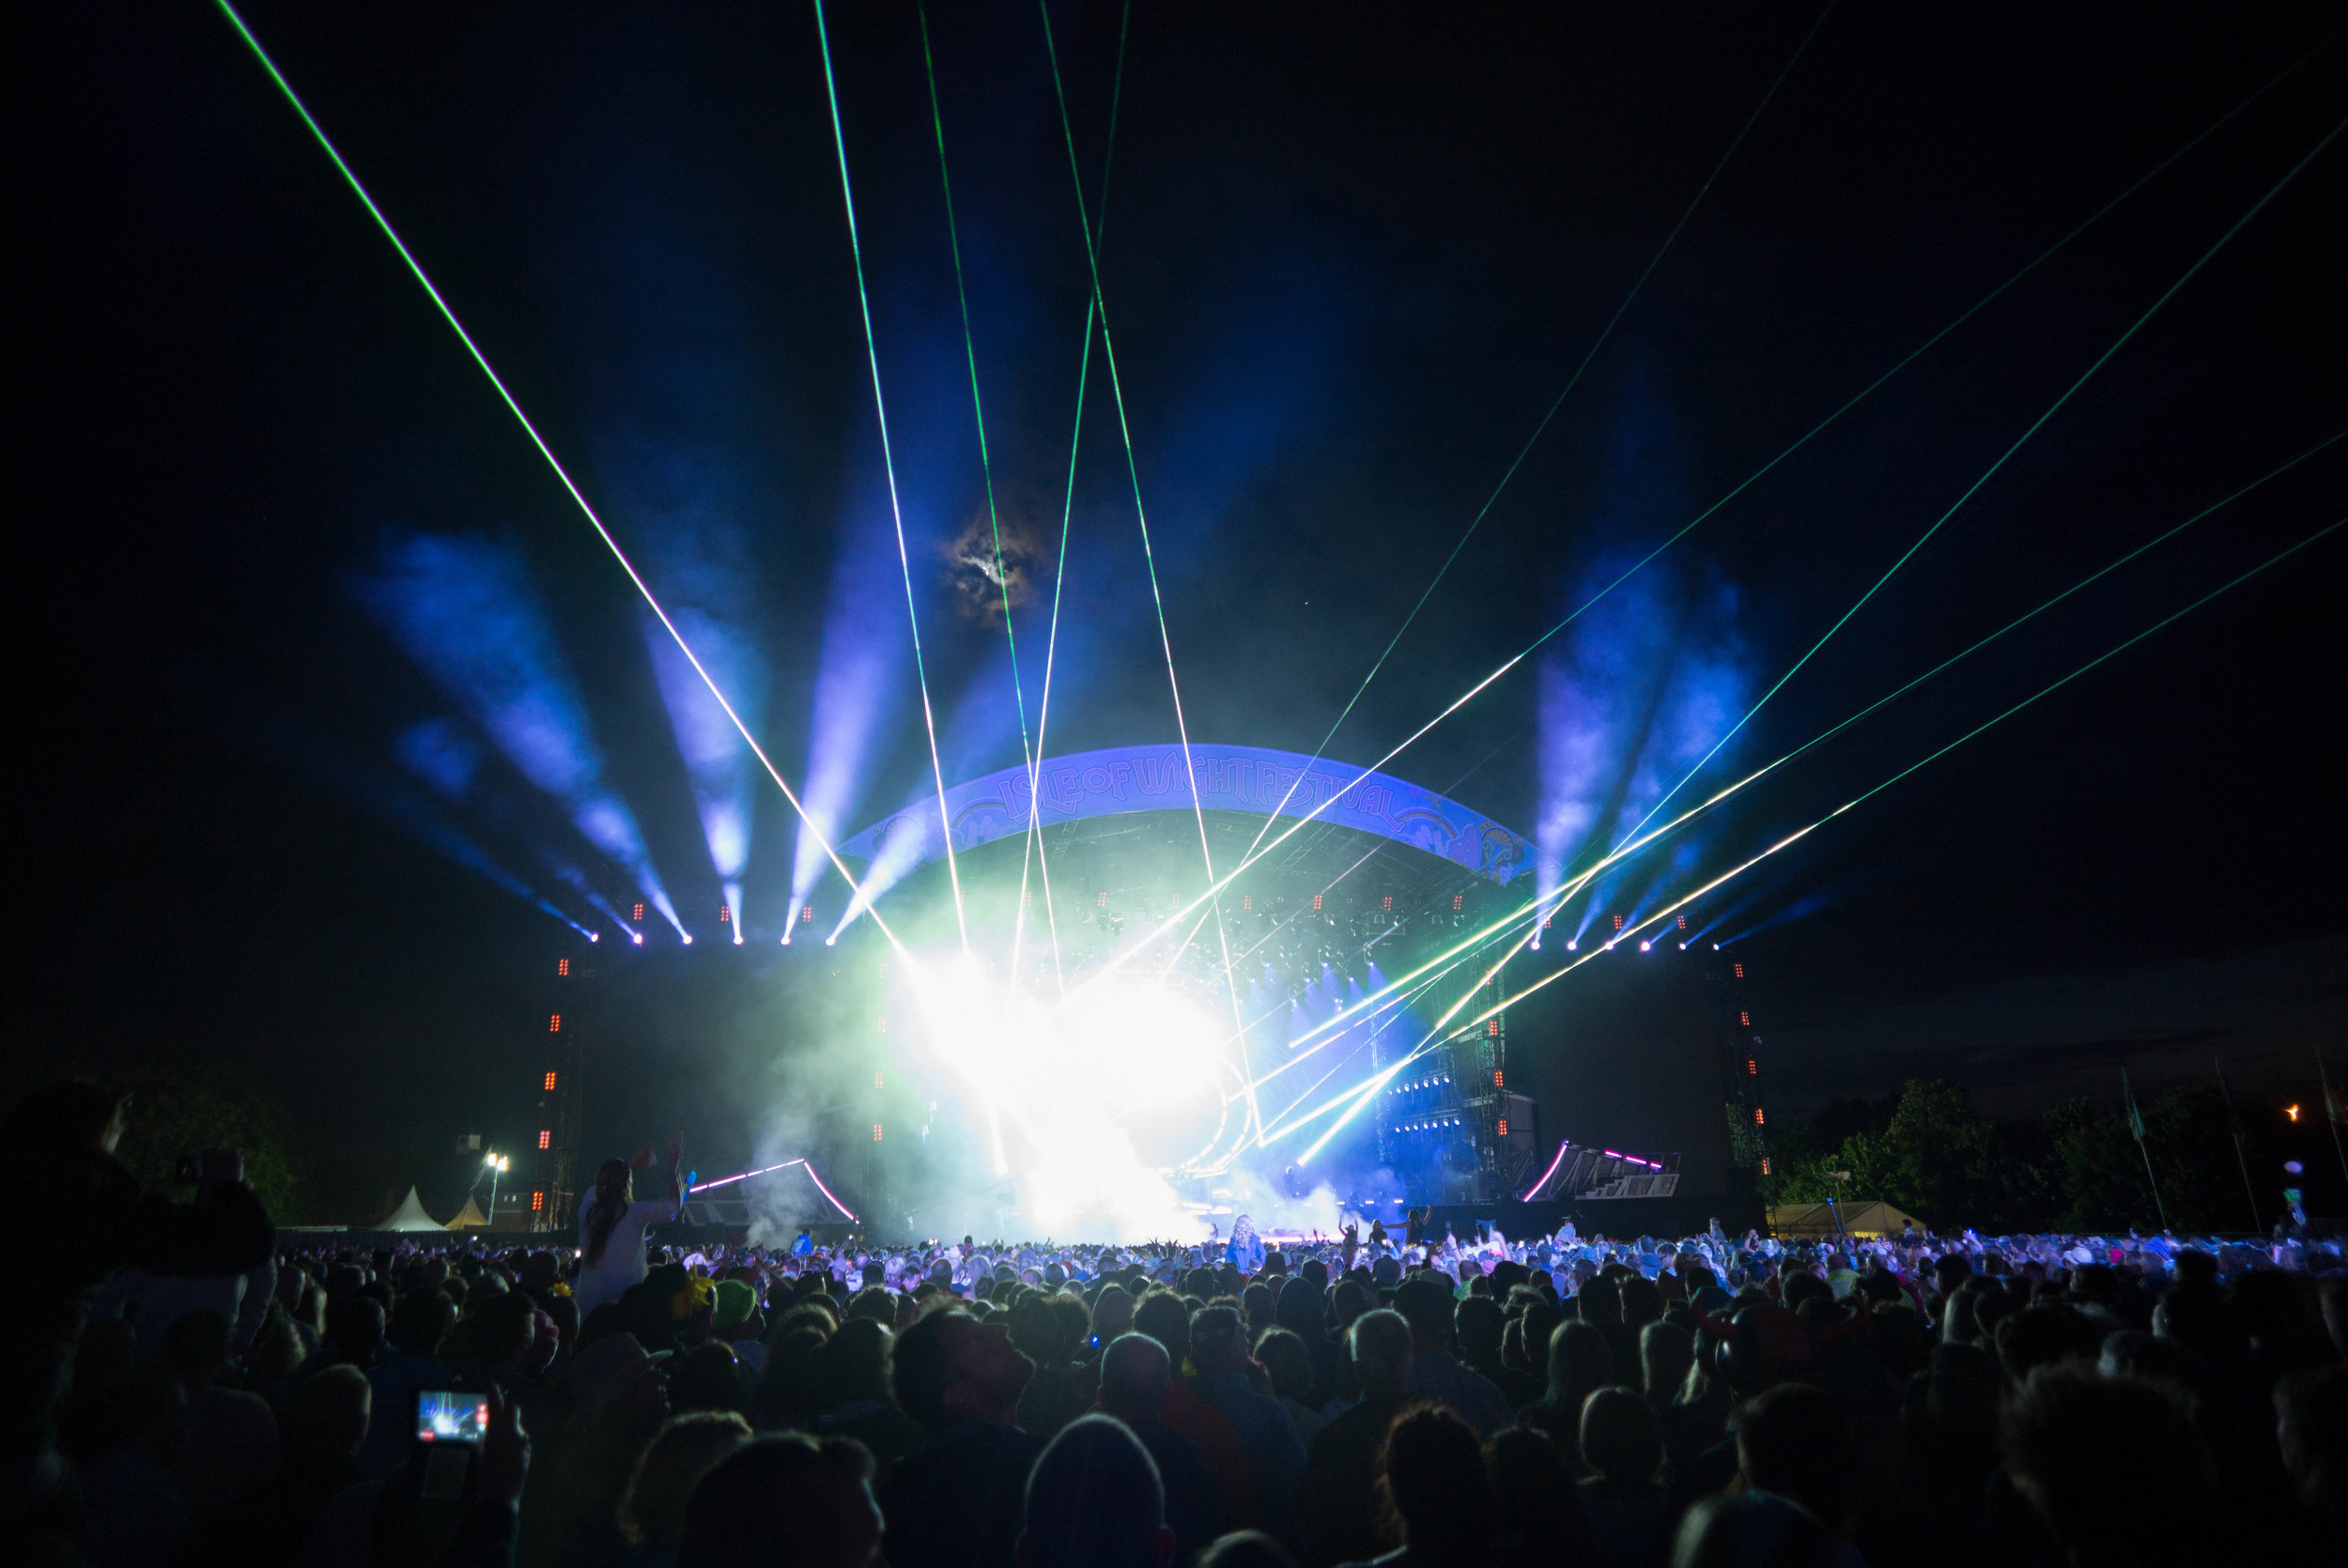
[812,0,970,949]
[1610,108,2348,853]
[210,0,902,946]
[1071,34,2348,990]
[919,6,1055,982]
[1042,0,1260,1140]
[1022,4,1133,1006]
[1391,424,2348,1066]
[1285,515,2347,1153]
[1234,0,1838,879]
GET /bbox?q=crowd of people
[8,1081,2346,1568]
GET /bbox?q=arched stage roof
[841,743,1532,885]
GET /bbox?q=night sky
[22,4,2348,1220]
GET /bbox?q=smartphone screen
[414,1390,489,1446]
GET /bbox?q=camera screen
[415,1390,489,1445]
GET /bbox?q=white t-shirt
[574,1196,679,1318]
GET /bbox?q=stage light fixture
[633,903,643,922]
[557,958,568,976]
[631,932,642,945]
[537,1130,551,1149]
[544,1071,558,1091]
[733,933,744,945]
[801,905,813,924]
[1566,940,1578,951]
[1734,962,1745,977]
[589,932,598,942]
[548,1014,561,1033]
[826,934,838,946]
[780,931,792,945]
[1639,941,1651,951]
[682,933,694,945]
[531,1190,544,1212]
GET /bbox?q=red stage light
[1497,1117,1509,1137]
[1487,1019,1499,1037]
[531,1191,544,1211]
[1760,1157,1771,1176]
[1612,914,1624,930]
[1753,1107,1765,1126]
[1383,896,1393,911]
[1740,1010,1752,1026]
[537,1130,551,1149]
[557,958,569,976]
[1734,962,1745,978]
[548,1014,561,1033]
[1747,1059,1757,1075]
[1492,1069,1504,1087]
[543,1071,557,1092]
[1676,915,1687,929]
[632,903,643,921]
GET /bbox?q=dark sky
[22,3,2348,1219]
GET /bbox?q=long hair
[583,1158,632,1266]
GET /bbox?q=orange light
[1613,914,1624,930]
[1312,894,1322,911]
[1453,894,1464,911]
[872,1123,884,1142]
[1748,1059,1757,1076]
[2286,1104,2301,1122]
[1493,1069,1504,1087]
[718,905,730,923]
[557,957,569,976]
[1734,962,1745,979]
[1676,915,1687,930]
[538,1130,551,1149]
[1760,1157,1772,1176]
[800,905,812,923]
[633,903,643,921]
[531,1191,544,1211]
[548,1014,561,1033]
[1383,896,1393,912]
[1740,1011,1752,1026]
[1487,1019,1499,1037]
[1753,1107,1765,1126]
[543,1071,557,1092]
[1497,1117,1508,1137]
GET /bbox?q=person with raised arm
[573,1132,684,1320]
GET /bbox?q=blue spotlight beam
[1282,515,2347,1155]
[1231,0,1836,874]
[1257,434,2343,1080]
[214,0,902,947]
[1403,424,2345,1056]
[811,0,968,949]
[1043,0,1259,1137]
[1611,109,2348,847]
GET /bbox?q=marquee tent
[1766,1200,1925,1239]
[445,1195,489,1229]
[377,1187,445,1232]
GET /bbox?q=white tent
[444,1195,489,1229]
[378,1187,445,1232]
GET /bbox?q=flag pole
[2124,1068,2169,1233]
[2320,1053,2348,1190]
[2215,1055,2263,1236]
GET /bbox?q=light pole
[485,1153,510,1230]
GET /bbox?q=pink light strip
[1521,1140,1570,1202]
